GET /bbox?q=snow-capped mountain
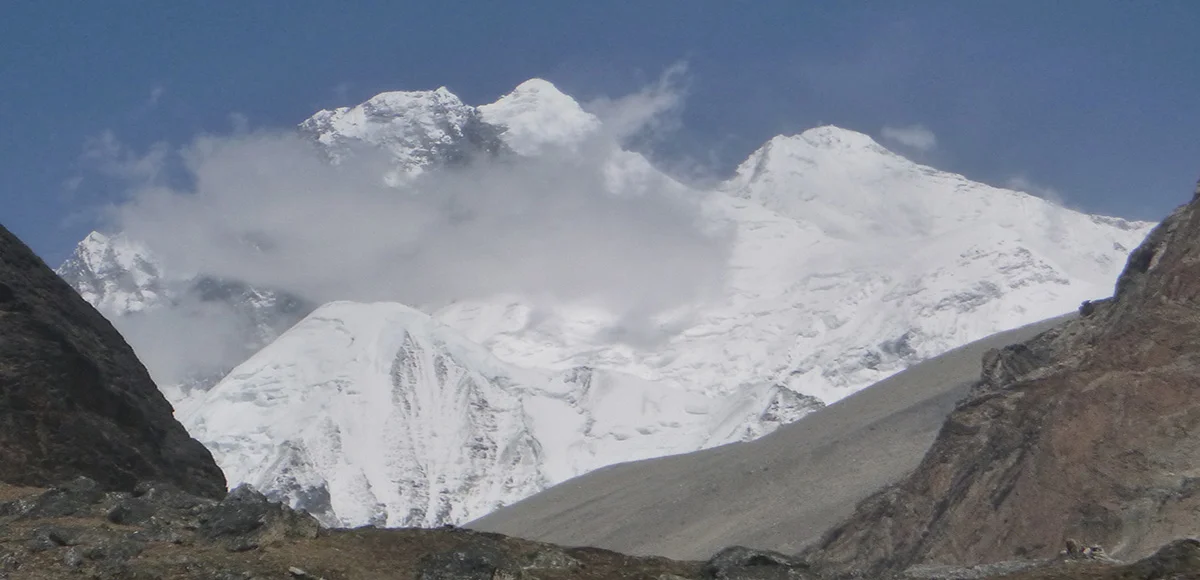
[58,231,165,314]
[299,86,508,177]
[428,116,1150,408]
[58,78,1155,528]
[179,300,821,527]
[180,301,545,527]
[58,233,312,395]
[477,79,601,156]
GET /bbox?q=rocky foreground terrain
[0,477,707,580]
[5,179,1200,580]
[0,474,1199,580]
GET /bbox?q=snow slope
[179,301,809,527]
[180,301,544,527]
[59,78,1156,527]
[477,79,601,156]
[57,231,165,314]
[431,118,1150,409]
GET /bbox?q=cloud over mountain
[881,124,937,152]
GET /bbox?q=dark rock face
[1123,538,1200,578]
[414,531,587,579]
[704,546,816,580]
[440,110,513,167]
[809,190,1200,574]
[0,477,320,579]
[0,223,225,498]
[417,538,522,580]
[198,484,319,552]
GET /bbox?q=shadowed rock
[0,222,225,498]
[704,546,816,579]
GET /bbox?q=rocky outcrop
[704,546,817,579]
[3,476,1199,580]
[0,223,225,498]
[809,187,1200,575]
[0,478,702,579]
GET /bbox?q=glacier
[179,301,546,527]
[57,78,1155,527]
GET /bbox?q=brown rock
[809,192,1200,575]
[0,223,225,498]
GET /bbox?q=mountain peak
[358,86,465,117]
[81,230,111,246]
[721,125,943,239]
[733,125,896,184]
[299,85,481,173]
[506,78,569,99]
[305,85,469,130]
[57,230,164,315]
[74,231,116,269]
[182,300,544,527]
[478,78,599,156]
[796,125,886,151]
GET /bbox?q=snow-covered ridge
[299,86,504,176]
[478,78,601,156]
[179,301,544,527]
[177,301,822,527]
[57,231,164,314]
[59,78,1156,528]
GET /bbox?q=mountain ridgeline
[54,78,1155,529]
[10,183,1200,578]
[4,75,1199,577]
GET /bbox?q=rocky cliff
[0,223,225,499]
[810,183,1200,575]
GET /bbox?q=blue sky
[3,1,1198,264]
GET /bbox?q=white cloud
[82,130,168,183]
[112,134,728,312]
[880,124,937,152]
[1005,175,1064,203]
[148,85,165,107]
[585,62,689,144]
[1005,174,1076,245]
[87,76,731,383]
[332,81,352,104]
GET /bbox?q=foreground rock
[0,223,225,498]
[810,188,1200,574]
[1,478,1197,580]
[0,478,702,579]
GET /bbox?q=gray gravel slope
[468,315,1071,560]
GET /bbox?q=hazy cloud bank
[83,76,732,384]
